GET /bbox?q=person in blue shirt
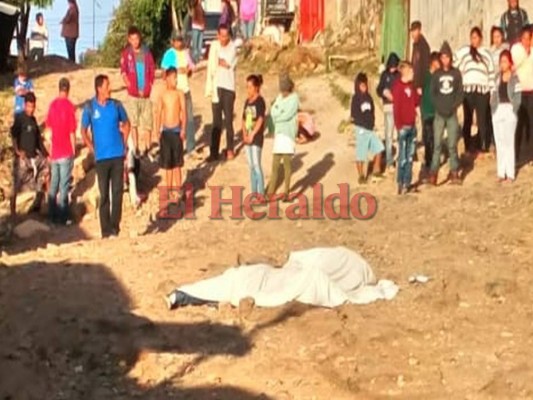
[13,64,34,115]
[81,74,130,238]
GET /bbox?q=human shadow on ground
[290,152,335,195]
[0,260,274,400]
[265,152,307,195]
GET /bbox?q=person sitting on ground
[351,72,384,185]
[501,0,529,44]
[265,74,299,202]
[491,50,521,183]
[46,78,77,225]
[242,74,266,198]
[155,67,187,210]
[29,13,49,61]
[430,41,464,186]
[13,65,34,116]
[10,93,49,217]
[392,62,420,195]
[376,52,401,171]
[296,111,317,144]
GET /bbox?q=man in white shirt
[205,24,237,162]
[29,13,48,61]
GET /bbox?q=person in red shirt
[46,77,77,225]
[392,61,420,195]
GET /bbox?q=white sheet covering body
[179,247,399,308]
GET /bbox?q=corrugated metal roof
[0,1,20,16]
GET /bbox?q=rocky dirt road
[1,59,533,399]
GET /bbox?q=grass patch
[329,79,351,110]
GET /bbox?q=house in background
[0,1,19,71]
[410,0,533,51]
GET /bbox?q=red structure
[299,0,325,42]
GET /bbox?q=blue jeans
[48,157,74,224]
[384,109,395,166]
[191,29,204,63]
[397,126,416,187]
[242,20,256,40]
[185,92,195,153]
[245,145,264,195]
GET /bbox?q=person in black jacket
[430,41,464,185]
[410,21,431,95]
[376,52,400,170]
[351,73,384,185]
[501,0,529,44]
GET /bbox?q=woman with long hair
[491,50,521,182]
[455,27,495,155]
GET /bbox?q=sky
[11,0,120,59]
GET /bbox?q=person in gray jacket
[491,49,522,182]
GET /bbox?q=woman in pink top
[240,0,257,41]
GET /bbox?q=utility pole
[92,0,95,48]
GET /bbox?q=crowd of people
[8,0,533,239]
[353,0,533,194]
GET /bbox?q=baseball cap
[59,77,70,91]
[410,21,422,31]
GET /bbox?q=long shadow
[0,260,273,399]
[266,152,307,195]
[290,152,335,195]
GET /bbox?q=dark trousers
[29,48,44,61]
[210,88,236,157]
[95,157,124,237]
[463,92,491,152]
[65,37,77,63]
[422,117,435,168]
[516,91,533,162]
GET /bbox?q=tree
[94,0,189,67]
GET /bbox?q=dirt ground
[1,57,533,400]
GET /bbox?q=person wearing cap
[410,21,431,95]
[161,31,197,158]
[46,77,77,225]
[120,26,156,156]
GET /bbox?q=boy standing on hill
[155,67,187,205]
[120,26,155,156]
[377,52,400,170]
[430,41,464,185]
[392,62,420,195]
[351,73,384,185]
[421,52,441,177]
[13,65,34,116]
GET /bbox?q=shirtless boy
[156,67,186,199]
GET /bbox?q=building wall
[410,0,533,51]
[324,0,364,28]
